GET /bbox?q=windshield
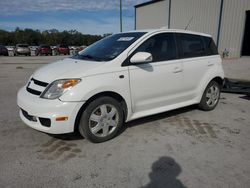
[72,32,146,62]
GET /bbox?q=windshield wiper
[79,54,102,61]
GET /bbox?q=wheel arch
[211,76,224,87]
[197,75,224,103]
[74,91,128,132]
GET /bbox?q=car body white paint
[17,29,224,134]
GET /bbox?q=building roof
[134,0,165,8]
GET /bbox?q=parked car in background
[69,46,78,51]
[14,44,31,56]
[0,45,8,56]
[29,46,38,51]
[55,44,70,55]
[17,29,224,143]
[69,46,87,55]
[78,45,87,52]
[6,46,14,51]
[36,44,52,56]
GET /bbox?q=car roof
[125,28,212,38]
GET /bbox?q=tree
[0,28,103,46]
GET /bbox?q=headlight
[41,79,81,99]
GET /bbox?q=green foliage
[0,28,103,46]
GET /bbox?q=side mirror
[130,52,153,64]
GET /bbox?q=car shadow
[48,132,83,141]
[141,156,187,188]
[239,95,250,100]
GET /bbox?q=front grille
[21,109,37,122]
[39,118,51,127]
[26,78,49,96]
[26,87,42,95]
[21,109,51,127]
[31,78,48,87]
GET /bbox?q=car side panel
[59,68,133,121]
[181,56,212,101]
[128,59,184,113]
[194,55,224,102]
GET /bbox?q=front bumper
[17,86,84,134]
[16,50,30,54]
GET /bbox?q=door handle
[207,62,214,66]
[173,67,183,73]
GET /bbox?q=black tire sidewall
[199,81,220,111]
[79,97,124,143]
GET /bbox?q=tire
[79,96,124,143]
[199,80,220,111]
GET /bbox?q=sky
[0,0,148,35]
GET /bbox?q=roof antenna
[185,16,193,30]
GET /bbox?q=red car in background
[36,44,52,56]
[55,44,70,55]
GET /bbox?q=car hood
[32,58,105,83]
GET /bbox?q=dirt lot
[0,56,249,188]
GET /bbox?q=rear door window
[177,33,205,58]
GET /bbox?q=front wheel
[199,81,220,111]
[79,96,124,143]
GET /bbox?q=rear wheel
[79,96,124,143]
[199,81,220,111]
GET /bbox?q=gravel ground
[0,56,249,188]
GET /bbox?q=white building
[135,0,250,58]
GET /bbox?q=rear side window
[202,37,218,55]
[134,33,177,62]
[178,33,205,58]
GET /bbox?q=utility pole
[120,0,123,32]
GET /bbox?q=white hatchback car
[17,29,224,142]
